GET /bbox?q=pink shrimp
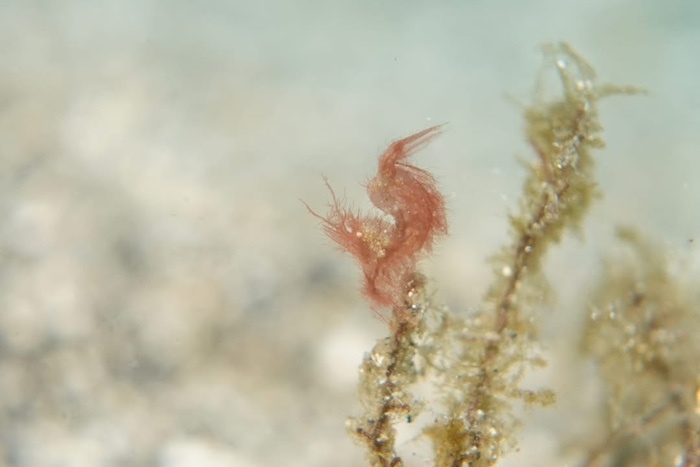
[306,125,447,313]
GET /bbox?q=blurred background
[0,1,698,466]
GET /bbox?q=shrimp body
[309,126,447,311]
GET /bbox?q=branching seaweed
[422,43,639,466]
[581,227,700,467]
[306,43,698,467]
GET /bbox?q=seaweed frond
[423,42,640,466]
[581,227,700,467]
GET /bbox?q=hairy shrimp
[306,125,447,313]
